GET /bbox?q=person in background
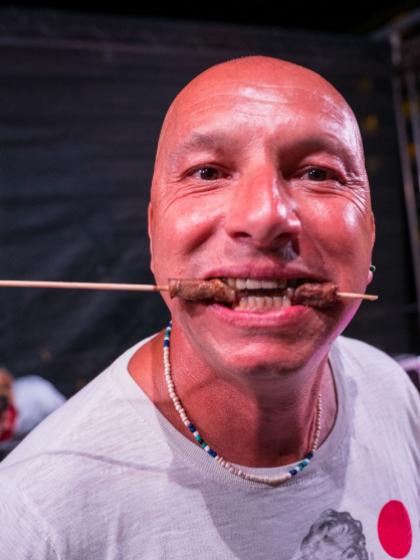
[0,365,66,460]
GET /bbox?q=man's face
[148,67,375,377]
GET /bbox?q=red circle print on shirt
[377,500,412,558]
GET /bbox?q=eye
[190,166,224,181]
[303,167,341,182]
[305,167,331,181]
[307,168,328,180]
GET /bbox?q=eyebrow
[168,132,232,163]
[168,130,355,169]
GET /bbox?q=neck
[151,324,338,468]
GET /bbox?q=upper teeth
[222,278,288,290]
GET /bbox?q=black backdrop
[0,8,418,397]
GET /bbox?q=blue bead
[290,468,299,476]
[208,449,217,457]
[188,423,196,433]
[305,451,314,460]
[163,340,170,347]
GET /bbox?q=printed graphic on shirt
[294,509,369,560]
[293,503,414,559]
[377,500,413,558]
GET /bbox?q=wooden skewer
[337,291,378,301]
[0,280,170,293]
[0,279,378,301]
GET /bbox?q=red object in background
[0,403,18,442]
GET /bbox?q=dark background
[0,5,418,397]
[2,1,420,35]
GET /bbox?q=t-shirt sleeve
[0,480,59,559]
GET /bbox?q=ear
[147,201,154,274]
[367,211,376,285]
[370,211,376,249]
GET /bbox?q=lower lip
[205,302,312,328]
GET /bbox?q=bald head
[151,55,366,194]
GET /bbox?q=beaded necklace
[163,320,322,487]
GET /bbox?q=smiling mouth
[214,277,312,311]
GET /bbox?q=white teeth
[232,295,292,311]
[236,279,248,289]
[245,279,261,289]
[273,296,283,308]
[261,280,283,289]
[248,296,258,308]
[282,295,292,308]
[263,296,272,308]
[221,278,288,290]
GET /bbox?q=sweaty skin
[129,56,375,468]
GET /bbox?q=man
[0,55,418,559]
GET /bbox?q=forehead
[163,81,360,168]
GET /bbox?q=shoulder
[0,332,160,476]
[0,362,115,488]
[0,336,146,470]
[333,335,412,380]
[332,335,419,412]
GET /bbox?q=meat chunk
[168,278,236,303]
[292,282,338,308]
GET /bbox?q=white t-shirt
[0,334,418,559]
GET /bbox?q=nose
[224,164,301,249]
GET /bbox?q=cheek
[150,196,226,293]
[303,195,371,245]
[154,195,223,257]
[301,197,373,283]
